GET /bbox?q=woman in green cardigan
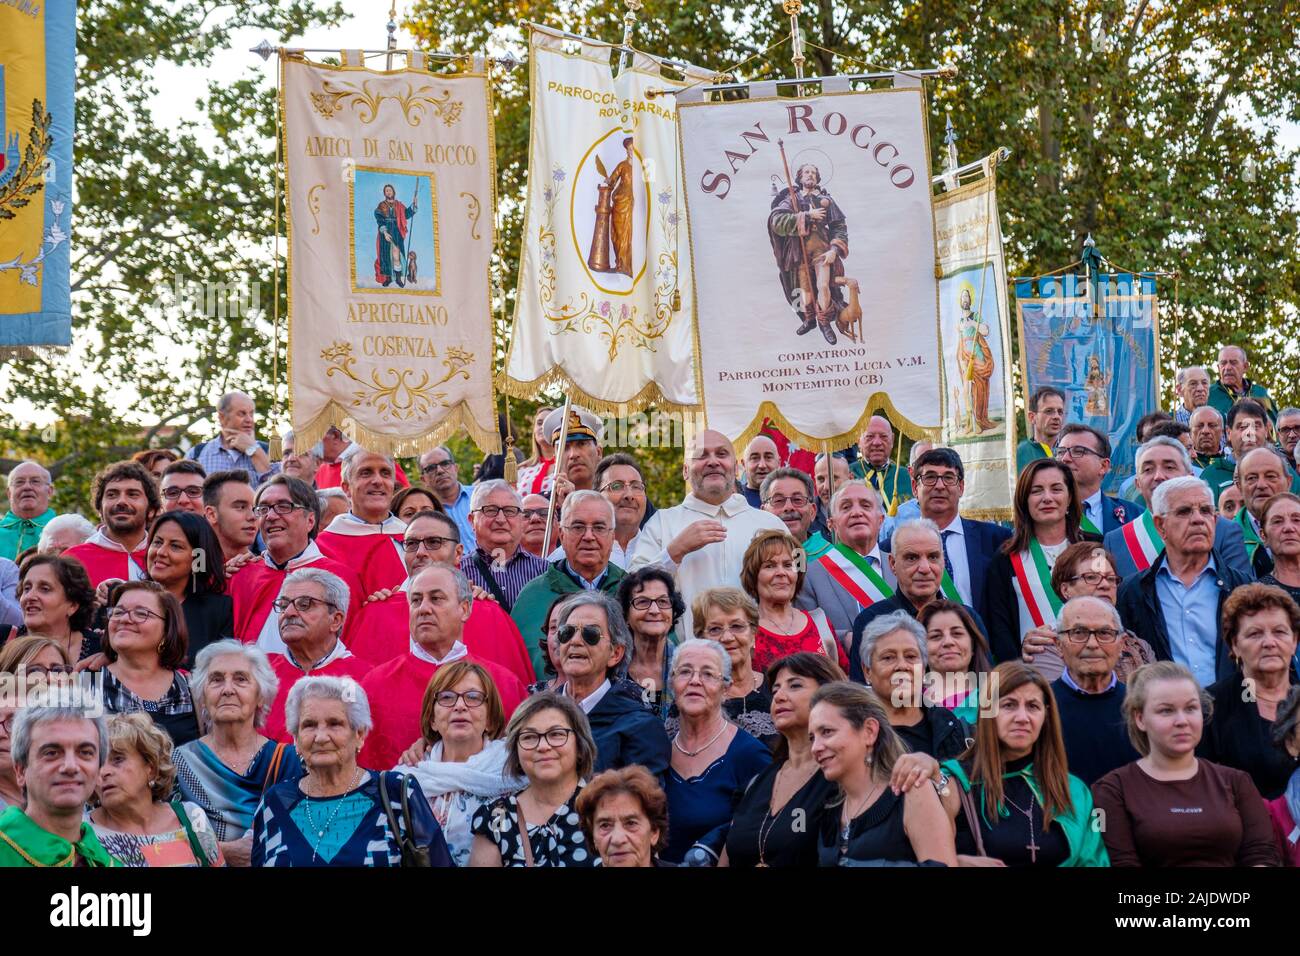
[938,661,1108,867]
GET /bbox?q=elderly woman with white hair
[663,637,772,865]
[252,675,454,866]
[552,590,670,780]
[173,639,302,866]
[37,513,96,556]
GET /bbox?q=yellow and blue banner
[1,0,75,355]
[1014,270,1161,494]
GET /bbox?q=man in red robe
[315,450,407,595]
[358,563,527,770]
[350,510,535,685]
[263,567,374,742]
[65,460,158,587]
[374,183,416,288]
[226,475,363,651]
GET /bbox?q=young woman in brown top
[1092,661,1279,867]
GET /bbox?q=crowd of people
[1,353,1299,869]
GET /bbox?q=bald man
[1232,446,1291,576]
[740,435,781,508]
[850,415,913,513]
[630,429,786,636]
[187,390,278,484]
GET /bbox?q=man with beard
[759,467,825,558]
[0,460,59,561]
[1172,366,1211,426]
[349,510,535,684]
[767,162,849,344]
[66,460,159,587]
[315,450,407,594]
[740,435,781,509]
[202,470,258,562]
[630,430,786,638]
[359,563,527,770]
[850,416,913,515]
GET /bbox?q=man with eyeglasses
[1275,407,1300,461]
[849,416,914,515]
[262,568,375,742]
[520,493,551,557]
[419,445,476,550]
[359,563,527,770]
[1015,385,1065,472]
[159,459,207,516]
[631,430,787,639]
[458,479,547,610]
[0,460,59,561]
[226,475,364,651]
[898,447,1010,625]
[349,510,535,686]
[1055,423,1143,536]
[315,450,408,594]
[796,479,896,642]
[740,435,781,508]
[513,491,628,679]
[593,453,650,568]
[66,460,159,588]
[1049,595,1140,785]
[1116,475,1253,686]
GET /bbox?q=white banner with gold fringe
[281,51,499,455]
[677,80,942,450]
[502,25,713,412]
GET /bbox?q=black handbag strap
[472,552,512,611]
[377,772,406,848]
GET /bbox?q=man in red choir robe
[314,450,407,594]
[263,567,375,742]
[349,509,535,685]
[358,563,527,770]
[226,474,364,651]
[65,460,158,587]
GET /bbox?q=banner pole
[784,0,807,90]
[385,2,398,71]
[542,398,573,557]
[619,0,642,73]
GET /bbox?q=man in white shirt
[630,429,786,636]
[594,452,647,568]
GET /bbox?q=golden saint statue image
[1084,353,1111,416]
[587,136,635,278]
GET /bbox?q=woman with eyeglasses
[102,580,201,746]
[0,636,76,811]
[6,553,102,663]
[390,486,443,524]
[983,459,1085,664]
[395,661,524,866]
[143,511,233,668]
[617,566,685,715]
[742,530,849,674]
[1020,543,1155,682]
[469,691,598,866]
[550,592,670,780]
[663,638,772,865]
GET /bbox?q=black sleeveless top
[817,787,914,866]
[726,761,836,868]
[953,755,1070,867]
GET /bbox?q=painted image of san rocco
[767,162,863,345]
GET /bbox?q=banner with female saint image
[280,50,499,455]
[502,24,715,412]
[934,153,1014,520]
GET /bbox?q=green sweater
[1208,379,1276,424]
[1015,439,1053,473]
[941,759,1110,867]
[0,806,120,867]
[511,562,627,680]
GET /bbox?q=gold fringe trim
[726,393,940,463]
[293,399,501,459]
[960,507,1013,522]
[497,367,701,416]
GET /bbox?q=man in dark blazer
[1055,423,1145,537]
[850,518,989,683]
[1103,436,1252,579]
[883,447,1010,626]
[1116,476,1252,686]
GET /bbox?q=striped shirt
[459,547,549,611]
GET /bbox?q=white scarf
[399,738,524,800]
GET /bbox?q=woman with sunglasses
[469,691,598,866]
[396,661,524,866]
[101,580,201,746]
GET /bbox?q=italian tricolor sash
[1009,538,1064,629]
[1080,512,1101,535]
[819,544,894,607]
[1119,512,1164,572]
[939,571,961,603]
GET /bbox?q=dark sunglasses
[556,624,604,646]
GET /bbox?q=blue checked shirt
[187,435,279,485]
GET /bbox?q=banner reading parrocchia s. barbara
[281,51,499,455]
[678,81,942,451]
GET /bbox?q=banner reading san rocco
[281,52,499,454]
[678,82,943,448]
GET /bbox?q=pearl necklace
[302,768,364,861]
[673,716,729,757]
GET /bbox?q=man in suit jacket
[1116,476,1252,686]
[849,518,989,683]
[886,447,1011,625]
[796,479,896,641]
[1055,423,1145,537]
[1103,436,1252,579]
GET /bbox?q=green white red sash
[819,543,894,607]
[1119,511,1164,572]
[939,570,961,603]
[1080,512,1101,535]
[1008,538,1064,629]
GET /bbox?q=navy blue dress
[663,728,772,864]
